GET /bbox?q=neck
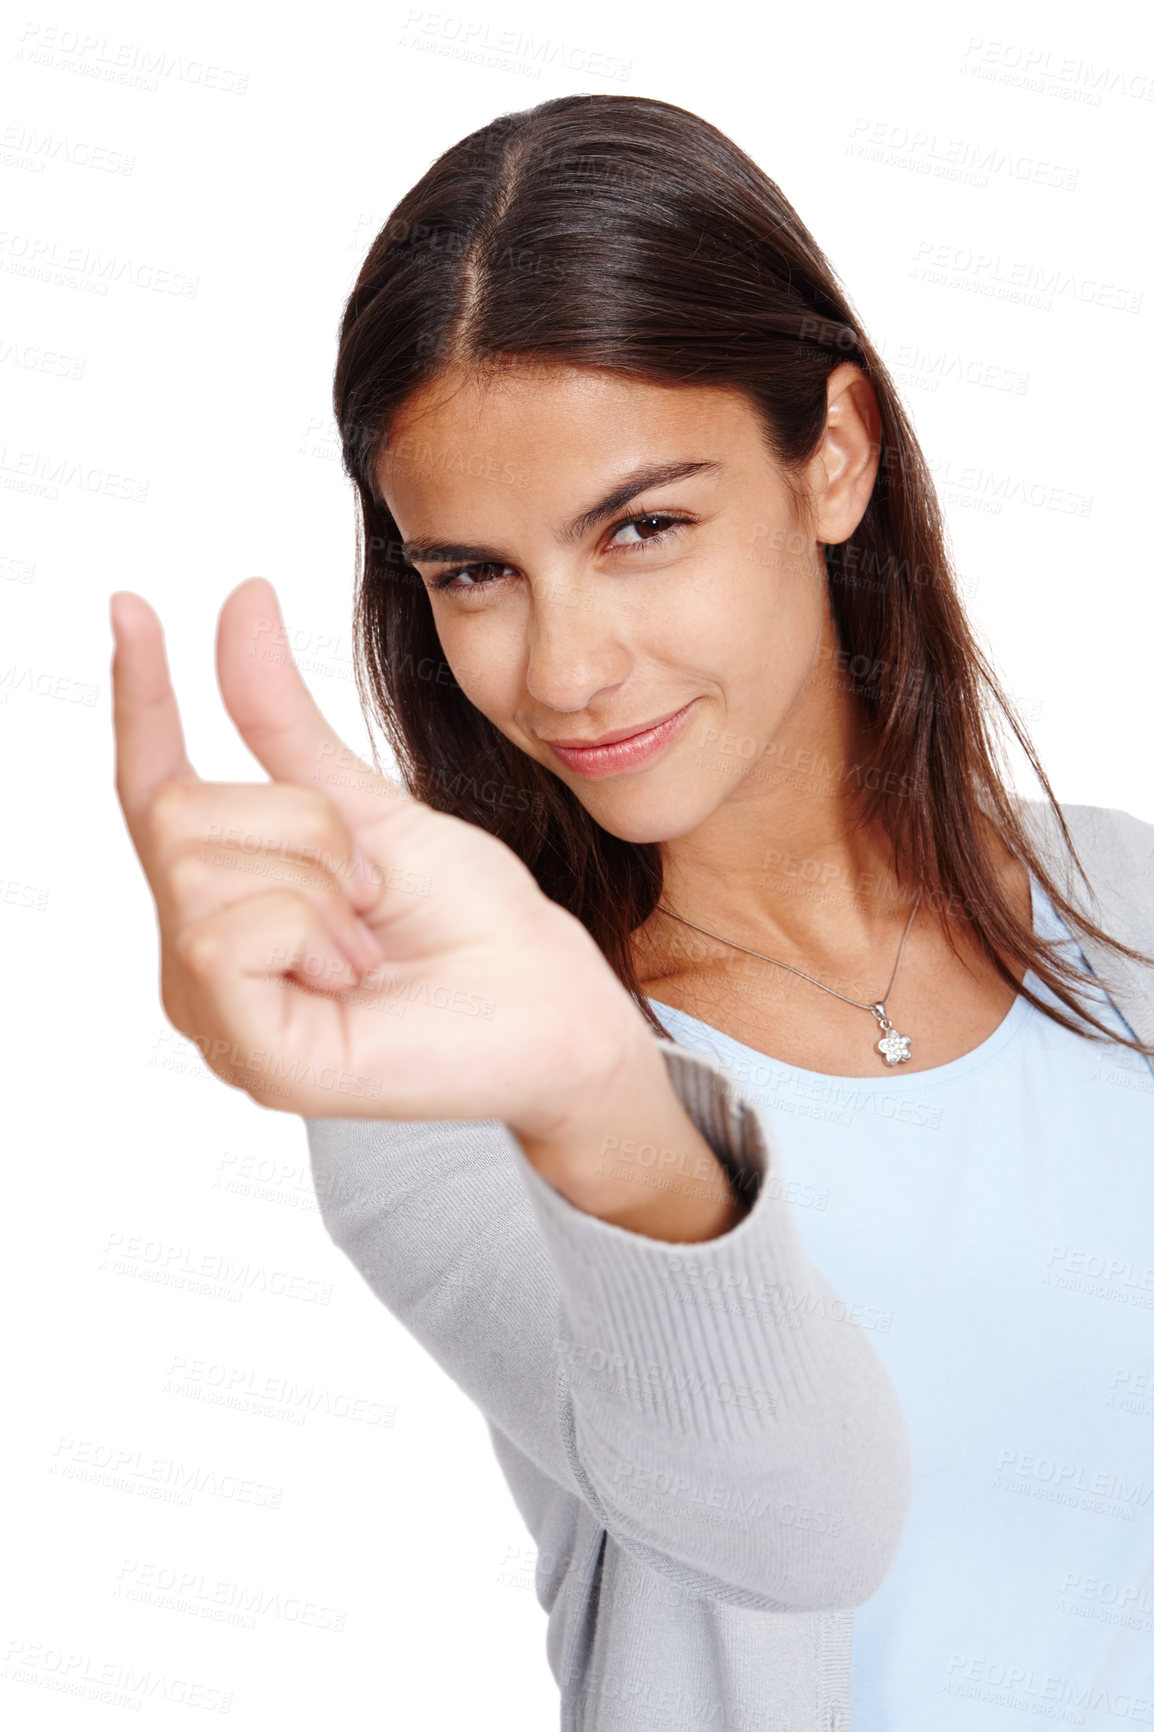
[636,648,936,989]
[654,803,915,970]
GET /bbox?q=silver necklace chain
[654,885,924,1067]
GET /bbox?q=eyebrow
[398,459,721,566]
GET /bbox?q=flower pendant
[871,1003,912,1066]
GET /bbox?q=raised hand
[110,577,654,1139]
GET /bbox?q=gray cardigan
[304,799,1154,1730]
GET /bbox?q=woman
[111,95,1154,1730]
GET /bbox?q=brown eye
[606,513,691,551]
[432,562,514,594]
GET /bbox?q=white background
[2,0,1151,1725]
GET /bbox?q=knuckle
[292,786,338,825]
[165,850,213,906]
[148,778,195,844]
[173,919,227,979]
[288,789,349,863]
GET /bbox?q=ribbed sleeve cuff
[510,1038,850,1452]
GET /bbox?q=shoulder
[1014,795,1154,877]
[1013,794,1154,945]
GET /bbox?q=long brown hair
[332,92,1154,1059]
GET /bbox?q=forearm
[510,1039,913,1607]
[512,1039,752,1243]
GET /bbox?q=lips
[543,699,700,780]
[544,702,695,751]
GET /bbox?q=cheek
[433,610,524,723]
[649,553,821,689]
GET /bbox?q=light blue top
[649,873,1154,1730]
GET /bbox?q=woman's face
[377,362,872,845]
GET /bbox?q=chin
[579,785,724,847]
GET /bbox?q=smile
[543,699,700,779]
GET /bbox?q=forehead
[375,364,759,500]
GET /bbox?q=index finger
[110,590,199,849]
[215,577,412,826]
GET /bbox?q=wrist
[507,1005,663,1153]
[511,1030,748,1242]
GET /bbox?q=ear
[805,362,882,546]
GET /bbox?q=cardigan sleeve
[304,1038,912,1613]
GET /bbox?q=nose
[523,579,631,713]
